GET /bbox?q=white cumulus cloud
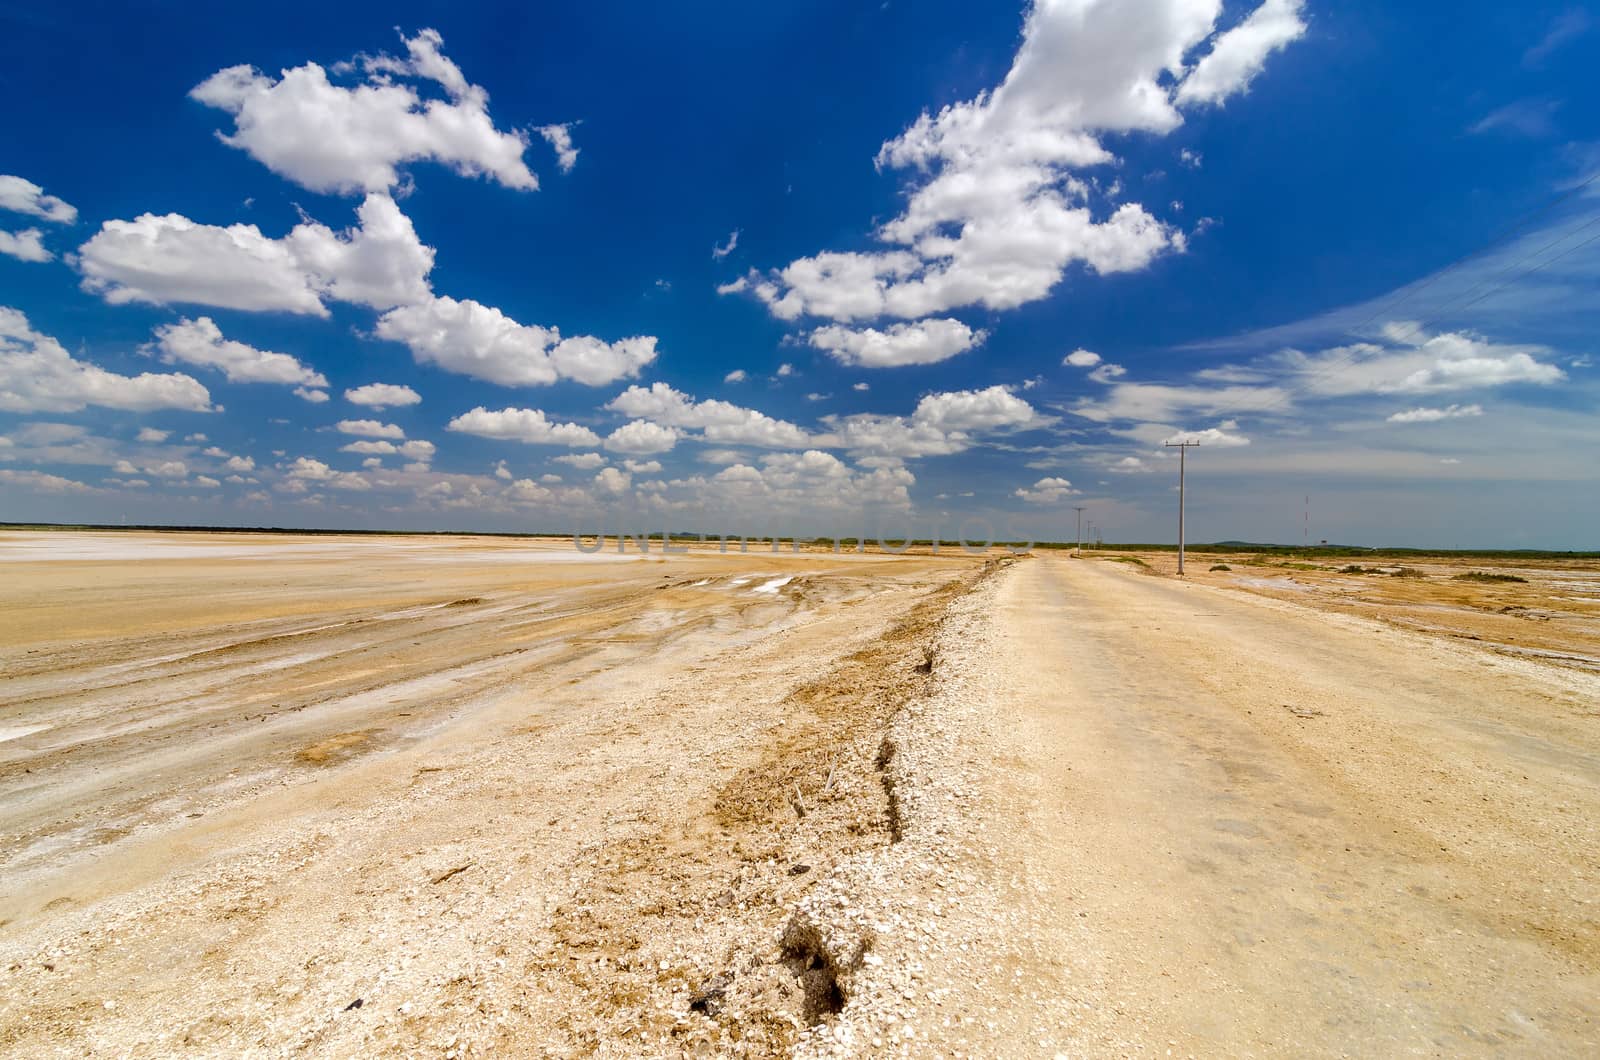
[1387,404,1485,424]
[553,452,606,469]
[1174,0,1308,106]
[606,383,811,449]
[604,420,681,455]
[336,418,405,439]
[0,175,77,224]
[808,318,985,368]
[730,0,1304,324]
[0,307,214,414]
[0,228,52,263]
[78,193,434,316]
[191,29,536,195]
[345,382,422,409]
[446,407,601,446]
[536,123,579,173]
[376,294,657,387]
[151,317,328,388]
[1015,476,1078,504]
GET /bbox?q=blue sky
[1,1,1596,547]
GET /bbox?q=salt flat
[2,533,1597,1056]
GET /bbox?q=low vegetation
[1389,567,1426,579]
[1453,571,1529,584]
[1209,564,1231,572]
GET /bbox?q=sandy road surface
[979,556,1600,1055]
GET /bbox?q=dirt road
[975,556,1600,1055]
[3,535,1597,1056]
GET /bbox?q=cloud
[224,455,256,472]
[604,419,680,455]
[606,382,811,448]
[1108,455,1152,473]
[594,466,631,494]
[191,29,536,195]
[0,306,215,414]
[723,369,747,383]
[825,384,1044,459]
[1386,403,1485,424]
[285,456,370,490]
[146,460,189,478]
[136,428,171,443]
[731,0,1304,324]
[0,174,77,224]
[151,316,328,388]
[1162,426,1250,446]
[553,452,606,469]
[622,459,661,474]
[1469,99,1562,139]
[0,469,94,494]
[536,123,579,173]
[78,193,433,316]
[446,406,601,446]
[375,294,657,386]
[1285,328,1567,395]
[1063,348,1102,367]
[345,382,422,409]
[776,363,795,377]
[1073,380,1285,423]
[808,318,985,368]
[0,228,52,263]
[712,229,740,260]
[911,385,1041,432]
[1173,0,1308,106]
[341,440,397,455]
[295,387,330,403]
[336,418,404,439]
[281,193,436,308]
[1015,476,1077,504]
[1524,9,1591,68]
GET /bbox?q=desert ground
[0,531,1596,1057]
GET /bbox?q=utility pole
[1073,506,1086,556]
[1165,440,1200,575]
